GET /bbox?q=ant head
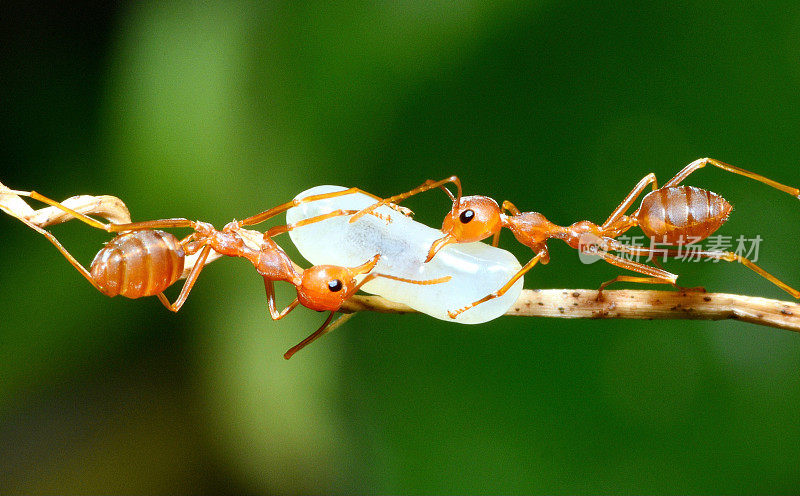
[426,196,502,261]
[296,255,379,311]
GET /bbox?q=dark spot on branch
[558,307,565,314]
[781,307,794,316]
[703,296,712,302]
[572,292,580,298]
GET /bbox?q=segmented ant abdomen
[637,185,732,245]
[90,230,185,298]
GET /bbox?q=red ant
[353,158,800,318]
[3,188,449,358]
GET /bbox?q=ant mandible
[2,188,449,358]
[352,158,800,318]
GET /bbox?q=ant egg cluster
[286,185,524,324]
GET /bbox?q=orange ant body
[4,188,448,358]
[354,158,800,317]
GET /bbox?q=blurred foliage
[2,1,800,494]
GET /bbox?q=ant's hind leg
[687,249,799,299]
[611,243,799,299]
[663,158,800,199]
[12,215,102,292]
[0,185,132,227]
[9,190,194,232]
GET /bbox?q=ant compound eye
[459,209,475,223]
[327,279,343,292]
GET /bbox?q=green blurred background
[2,2,800,493]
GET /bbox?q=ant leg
[492,201,522,246]
[598,275,677,294]
[33,195,131,226]
[586,249,678,300]
[501,200,521,216]
[650,256,706,293]
[283,312,358,359]
[663,158,800,199]
[594,245,704,294]
[711,251,800,298]
[448,250,547,319]
[236,188,381,227]
[0,182,36,219]
[350,272,452,297]
[349,176,462,224]
[11,214,103,292]
[283,311,336,359]
[283,313,356,360]
[0,188,132,227]
[609,243,798,298]
[596,271,704,297]
[263,279,301,320]
[9,189,194,232]
[586,238,679,281]
[156,244,213,312]
[606,249,678,284]
[657,247,799,299]
[263,209,365,238]
[601,173,658,231]
[386,203,415,218]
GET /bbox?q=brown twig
[340,290,800,333]
[3,183,800,334]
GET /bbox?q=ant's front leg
[349,176,462,224]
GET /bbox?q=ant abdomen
[90,230,185,298]
[637,185,733,244]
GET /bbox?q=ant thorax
[503,211,559,249]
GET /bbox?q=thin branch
[340,290,800,333]
[3,183,800,334]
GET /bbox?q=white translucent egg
[286,185,524,324]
